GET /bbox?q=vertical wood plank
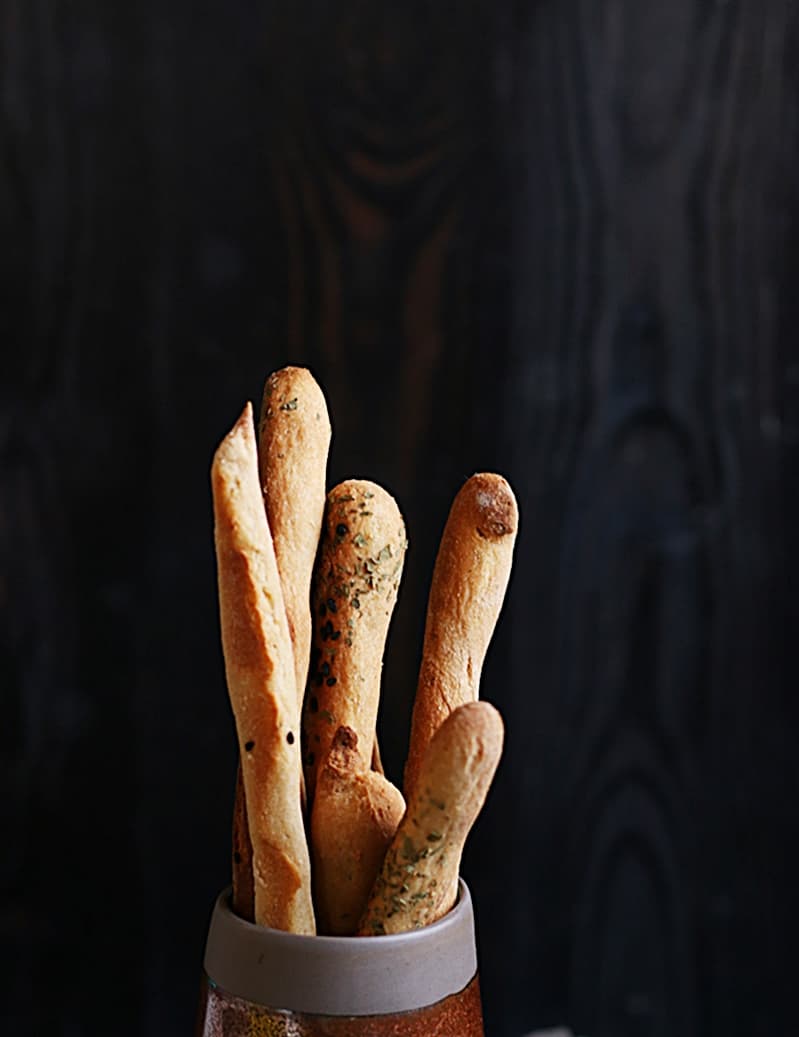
[485,1,799,1034]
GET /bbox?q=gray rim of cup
[202,880,478,1016]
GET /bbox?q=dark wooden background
[3,2,799,1035]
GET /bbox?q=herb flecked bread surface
[301,479,407,804]
[359,701,504,935]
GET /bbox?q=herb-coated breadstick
[212,404,315,934]
[403,473,517,802]
[358,701,504,935]
[301,480,407,804]
[311,726,405,935]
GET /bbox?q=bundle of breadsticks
[211,366,517,936]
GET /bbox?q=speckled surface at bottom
[195,974,484,1037]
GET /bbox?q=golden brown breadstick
[358,701,504,935]
[403,473,517,802]
[212,404,315,934]
[228,368,330,904]
[311,726,405,935]
[301,480,407,803]
[258,366,331,707]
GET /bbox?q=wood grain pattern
[2,2,799,1035]
[468,2,799,1035]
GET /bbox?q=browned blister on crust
[212,404,315,934]
[311,726,405,935]
[358,701,504,936]
[403,473,517,802]
[301,480,407,804]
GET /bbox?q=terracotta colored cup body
[195,881,484,1036]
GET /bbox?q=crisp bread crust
[231,368,329,923]
[403,473,518,803]
[359,701,504,936]
[212,404,315,934]
[311,726,405,935]
[258,366,331,709]
[301,479,407,804]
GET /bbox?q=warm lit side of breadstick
[212,404,315,934]
[227,368,330,902]
[258,366,331,707]
[358,701,504,935]
[311,726,405,935]
[403,473,517,802]
[301,480,407,803]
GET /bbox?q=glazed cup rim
[202,878,478,1015]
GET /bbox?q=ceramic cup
[195,880,484,1036]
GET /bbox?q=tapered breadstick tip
[213,402,253,466]
[469,472,518,540]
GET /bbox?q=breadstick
[311,726,405,935]
[358,701,504,935]
[403,473,517,802]
[301,480,407,804]
[228,368,330,905]
[232,371,327,916]
[258,366,331,708]
[212,404,315,934]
